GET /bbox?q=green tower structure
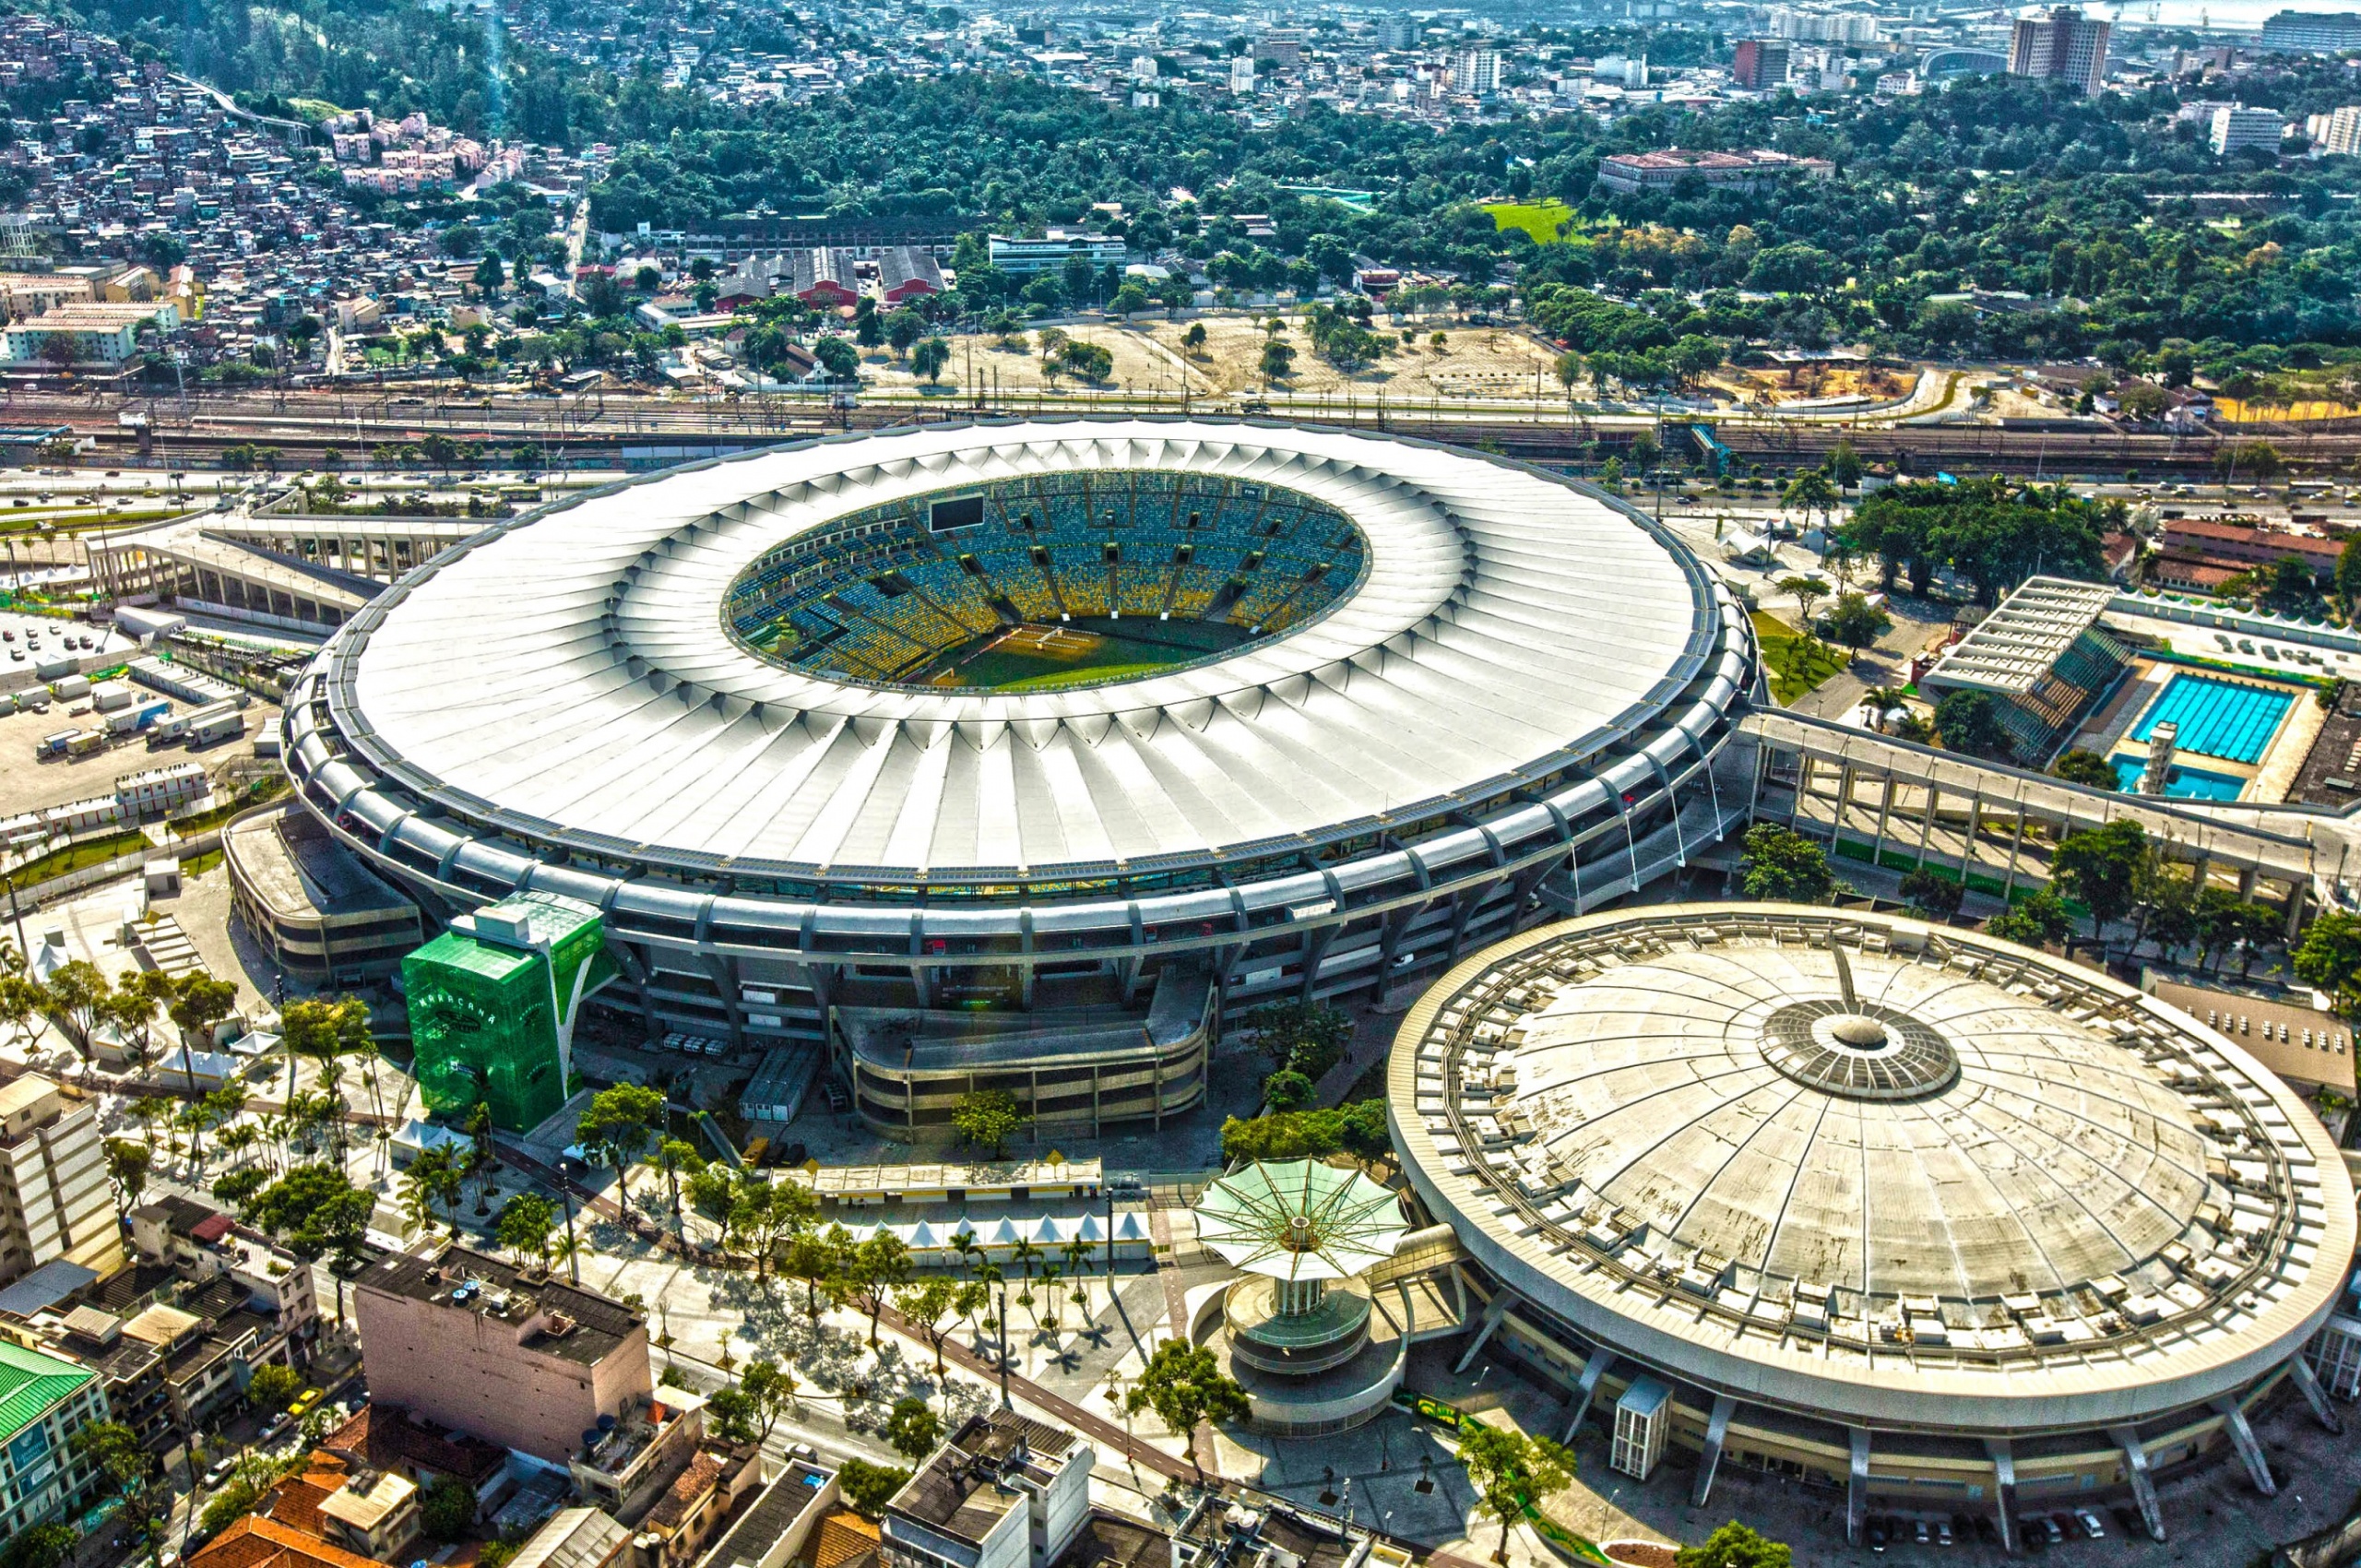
[402,890,616,1132]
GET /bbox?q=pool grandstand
[722,471,1367,690]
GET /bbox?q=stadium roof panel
[327,420,1710,882]
[1923,575,2117,695]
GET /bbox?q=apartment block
[352,1243,653,1465]
[0,1077,119,1289]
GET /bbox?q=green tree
[1125,1340,1249,1479]
[1987,887,2074,948]
[1824,441,1865,495]
[911,337,952,384]
[1821,593,1891,653]
[0,1522,78,1568]
[836,1458,910,1518]
[2052,818,2147,944]
[1261,1069,1315,1111]
[1675,1522,1793,1568]
[950,1088,1026,1158]
[42,961,110,1059]
[103,1138,150,1221]
[2295,909,2361,1015]
[419,1478,476,1543]
[496,1192,558,1269]
[1933,689,2012,762]
[1259,339,1296,383]
[2050,749,2121,790]
[813,335,860,380]
[1458,1425,1576,1564]
[1738,823,1836,904]
[73,1421,165,1568]
[893,1276,961,1374]
[706,1384,761,1444]
[847,1231,913,1348]
[2338,536,2361,618]
[1897,867,1964,921]
[575,1082,666,1171]
[884,1396,942,1464]
[245,1363,303,1413]
[1775,575,1828,639]
[247,1163,374,1323]
[1247,1001,1353,1080]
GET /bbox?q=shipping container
[186,710,243,748]
[65,731,103,757]
[149,698,234,743]
[49,673,89,701]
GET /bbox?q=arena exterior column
[1846,1428,1872,1545]
[1691,1394,1737,1507]
[1560,1348,1618,1442]
[2284,875,2309,939]
[2209,1394,2276,1495]
[1834,762,1857,849]
[2107,1426,2165,1541]
[1916,784,1940,868]
[1871,777,1895,861]
[1963,789,1984,883]
[1981,1438,2017,1554]
[2000,805,2029,902]
[2289,1351,2345,1433]
[1453,1289,1513,1374]
[1792,754,1813,826]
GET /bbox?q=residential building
[0,1339,109,1543]
[351,1242,654,1467]
[985,232,1125,276]
[1448,46,1500,96]
[880,1413,1093,1568]
[2261,9,2361,52]
[1595,148,1836,194]
[2320,104,2361,155]
[1731,40,1791,89]
[0,301,180,367]
[1254,29,1303,67]
[1767,7,1880,43]
[2213,103,2286,155]
[0,1077,119,1289]
[1049,1495,1403,1568]
[7,1304,171,1450]
[690,1455,843,1568]
[638,1442,764,1562]
[113,1285,269,1428]
[0,275,96,323]
[570,1387,710,1523]
[2007,6,2111,95]
[257,1450,425,1562]
[1228,55,1257,93]
[320,1405,510,1513]
[190,1515,386,1568]
[511,1508,632,1568]
[129,1195,321,1356]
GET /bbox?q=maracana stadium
[283,418,1755,1139]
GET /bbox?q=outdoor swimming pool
[2130,672,2296,764]
[2111,757,2248,801]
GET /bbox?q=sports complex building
[281,419,1756,1139]
[1390,904,2356,1549]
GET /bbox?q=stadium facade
[284,419,1754,1139]
[1390,905,2356,1549]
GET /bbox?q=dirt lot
[855,311,1575,407]
[1704,362,1915,409]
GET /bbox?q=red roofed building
[879,247,943,304]
[187,1514,385,1568]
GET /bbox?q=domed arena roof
[1389,905,2356,1434]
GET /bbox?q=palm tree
[1010,1236,1040,1283]
[400,1146,453,1237]
[951,1228,980,1280]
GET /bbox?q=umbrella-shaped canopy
[1192,1159,1407,1285]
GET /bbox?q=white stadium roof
[328,420,1709,880]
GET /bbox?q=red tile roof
[322,1406,505,1486]
[188,1515,382,1568]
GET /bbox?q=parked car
[2074,1509,2106,1539]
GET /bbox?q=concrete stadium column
[2289,1352,2346,1433]
[1834,763,1856,844]
[2238,866,2258,900]
[2107,1426,2165,1541]
[1871,778,1895,861]
[1691,1394,1738,1507]
[1916,785,1940,868]
[1792,754,1813,826]
[1963,790,1983,881]
[1560,1347,1619,1442]
[1453,1290,1514,1373]
[1846,1429,1872,1545]
[1982,1438,2018,1554]
[2209,1394,2276,1495]
[2284,876,2309,939]
[2000,808,2029,902]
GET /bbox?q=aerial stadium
[282,418,1755,1138]
[1389,904,2356,1550]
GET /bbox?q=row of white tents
[830,1209,1155,1265]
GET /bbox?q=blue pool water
[2130,673,2295,764]
[2111,757,2248,801]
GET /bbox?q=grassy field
[1752,611,1847,705]
[1482,199,1575,244]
